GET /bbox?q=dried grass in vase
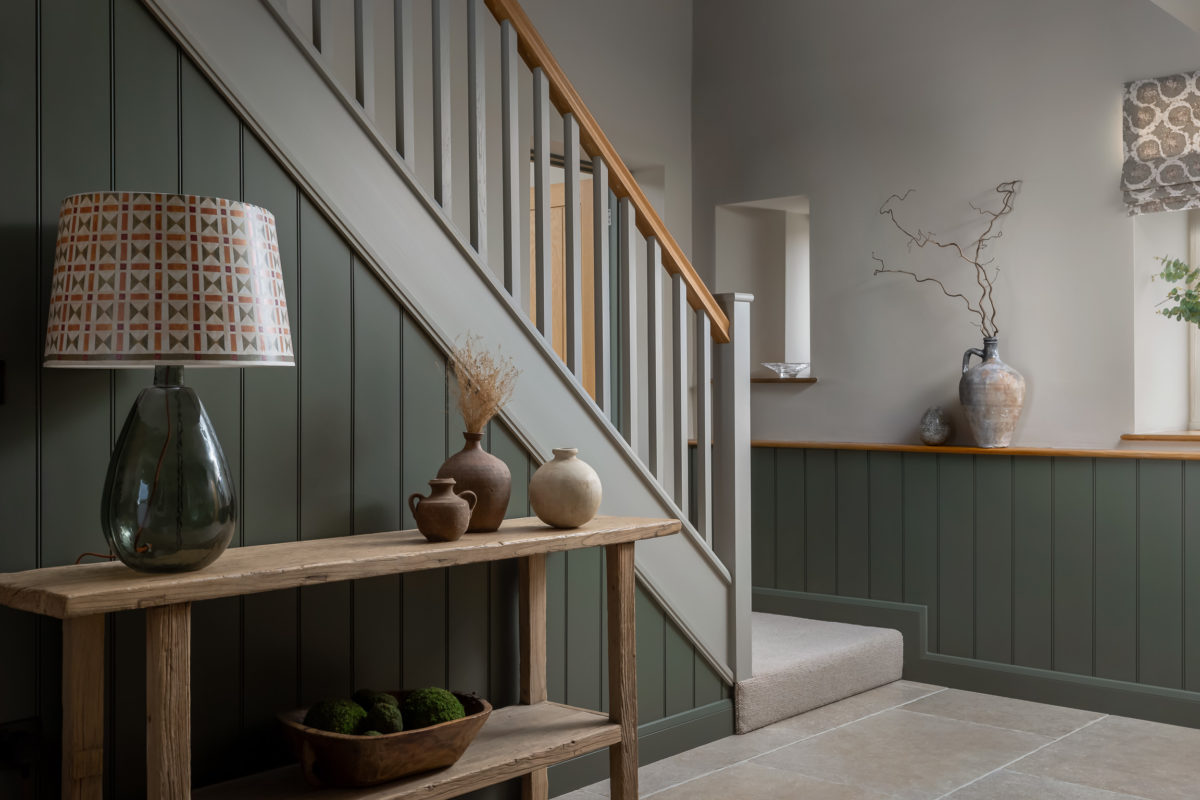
[450,334,519,434]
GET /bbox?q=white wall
[715,205,787,371]
[692,0,1200,447]
[785,211,811,365]
[1133,212,1190,433]
[520,0,694,256]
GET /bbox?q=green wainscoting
[751,444,1200,727]
[0,2,730,797]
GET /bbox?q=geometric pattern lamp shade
[44,192,294,366]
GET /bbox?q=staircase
[140,0,752,683]
[140,0,905,741]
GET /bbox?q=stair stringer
[143,0,735,680]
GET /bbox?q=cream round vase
[529,448,602,528]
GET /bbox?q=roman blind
[1123,69,1200,215]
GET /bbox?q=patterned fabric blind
[1123,70,1200,215]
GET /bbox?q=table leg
[62,614,105,800]
[606,542,637,800]
[519,553,548,800]
[146,602,191,799]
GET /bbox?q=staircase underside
[143,0,733,678]
[735,612,903,733]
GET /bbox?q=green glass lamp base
[102,365,237,573]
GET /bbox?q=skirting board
[548,700,734,795]
[753,588,1200,730]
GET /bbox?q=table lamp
[44,192,294,573]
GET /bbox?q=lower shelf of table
[195,701,621,799]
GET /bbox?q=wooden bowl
[279,691,492,788]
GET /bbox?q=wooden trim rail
[482,0,730,343]
[752,440,1200,461]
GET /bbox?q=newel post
[713,292,753,682]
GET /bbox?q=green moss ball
[361,701,404,734]
[352,689,399,709]
[303,698,367,734]
[401,688,465,729]
[362,730,382,736]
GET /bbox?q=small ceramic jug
[529,448,602,529]
[409,479,478,542]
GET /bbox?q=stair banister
[157,0,748,685]
[481,0,731,343]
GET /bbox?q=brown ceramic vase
[409,478,477,542]
[436,432,511,532]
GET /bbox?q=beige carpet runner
[735,613,903,733]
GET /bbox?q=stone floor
[558,681,1200,799]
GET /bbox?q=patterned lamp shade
[1122,70,1200,216]
[44,192,294,366]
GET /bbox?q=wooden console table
[0,515,680,800]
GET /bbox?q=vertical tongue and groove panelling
[0,1,732,796]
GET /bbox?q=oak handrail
[483,0,731,343]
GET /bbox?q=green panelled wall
[0,2,729,797]
[752,445,1200,710]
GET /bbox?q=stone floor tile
[551,789,607,800]
[755,708,1050,800]
[769,680,948,738]
[652,724,810,774]
[944,769,1150,799]
[581,757,704,798]
[1011,715,1200,800]
[646,762,892,800]
[902,688,1104,737]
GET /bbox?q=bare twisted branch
[873,180,1021,338]
[872,255,987,331]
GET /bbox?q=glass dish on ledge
[761,362,810,378]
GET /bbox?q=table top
[0,516,679,618]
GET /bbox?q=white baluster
[312,0,332,52]
[432,0,451,209]
[646,236,664,480]
[671,273,688,512]
[714,292,753,682]
[695,311,713,544]
[533,67,552,338]
[354,0,375,118]
[564,113,583,379]
[619,198,638,446]
[592,157,611,416]
[500,19,521,298]
[393,0,415,164]
[467,0,486,255]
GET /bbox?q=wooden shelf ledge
[195,702,621,800]
[0,516,679,619]
[751,440,1200,461]
[1121,431,1200,442]
[751,377,817,384]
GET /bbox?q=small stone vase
[529,448,602,529]
[437,432,511,532]
[959,338,1025,448]
[409,479,477,542]
[919,406,952,446]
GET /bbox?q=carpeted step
[735,612,903,733]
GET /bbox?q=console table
[0,515,680,799]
